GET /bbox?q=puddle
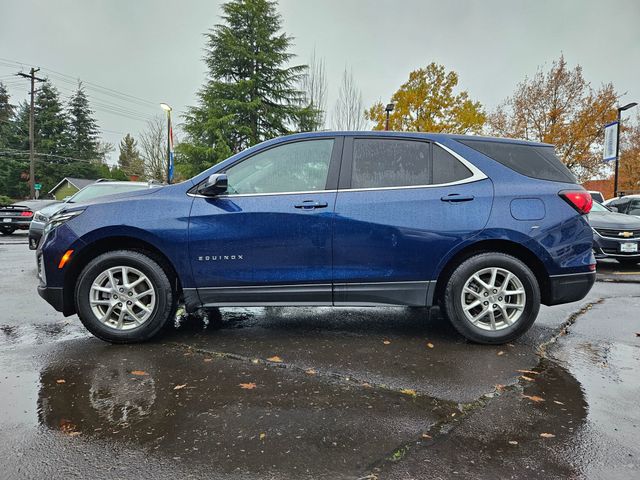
[1,340,457,479]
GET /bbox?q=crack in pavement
[167,296,605,479]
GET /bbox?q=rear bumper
[0,219,30,229]
[545,272,596,306]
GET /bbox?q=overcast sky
[1,0,639,165]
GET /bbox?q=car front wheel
[75,250,177,343]
[442,253,540,344]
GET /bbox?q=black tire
[0,226,16,235]
[75,250,177,343]
[442,253,540,344]
[617,258,640,267]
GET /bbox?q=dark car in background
[28,181,161,249]
[590,201,640,266]
[0,200,60,236]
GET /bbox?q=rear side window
[433,145,473,184]
[351,139,430,188]
[459,139,576,183]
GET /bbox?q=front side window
[351,139,430,189]
[225,139,334,195]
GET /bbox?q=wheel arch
[432,239,552,307]
[63,236,183,316]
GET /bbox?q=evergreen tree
[34,81,71,156]
[179,0,307,176]
[0,82,15,148]
[118,133,144,178]
[67,82,101,160]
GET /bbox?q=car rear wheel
[442,253,540,344]
[75,250,177,343]
[0,226,16,235]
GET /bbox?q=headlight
[44,209,85,235]
[33,211,48,223]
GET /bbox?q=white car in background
[603,194,640,218]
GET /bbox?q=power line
[0,147,109,165]
[0,57,158,109]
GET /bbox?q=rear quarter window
[458,139,576,183]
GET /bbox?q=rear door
[332,137,493,306]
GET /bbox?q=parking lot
[1,231,639,479]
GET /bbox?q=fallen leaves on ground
[495,384,506,392]
[383,340,391,345]
[400,388,417,397]
[553,400,565,405]
[173,384,187,390]
[266,355,283,363]
[305,368,317,375]
[520,375,535,382]
[56,379,66,384]
[508,440,518,445]
[522,394,545,403]
[259,433,266,441]
[426,342,434,349]
[497,351,505,356]
[239,382,257,390]
[539,433,556,438]
[421,433,432,439]
[130,370,148,376]
[516,369,538,375]
[203,358,213,362]
[59,419,80,436]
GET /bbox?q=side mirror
[608,206,618,212]
[199,174,228,196]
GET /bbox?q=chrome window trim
[188,189,338,199]
[187,141,487,199]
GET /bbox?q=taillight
[20,211,33,217]
[559,190,592,214]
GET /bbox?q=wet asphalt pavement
[1,232,639,479]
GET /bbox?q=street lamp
[613,102,638,197]
[384,103,395,131]
[160,103,172,184]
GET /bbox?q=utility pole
[17,68,45,199]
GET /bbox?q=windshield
[590,201,608,212]
[69,183,147,203]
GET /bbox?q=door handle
[294,200,328,209]
[441,193,475,203]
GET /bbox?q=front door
[188,137,342,306]
[332,137,493,306]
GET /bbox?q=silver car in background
[29,180,161,249]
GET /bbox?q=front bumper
[37,285,65,312]
[546,272,596,306]
[29,221,45,250]
[593,233,640,260]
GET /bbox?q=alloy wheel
[89,266,156,330]
[460,267,526,331]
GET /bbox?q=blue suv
[37,132,595,344]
